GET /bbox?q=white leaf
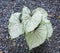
[36,7,53,39]
[32,7,48,18]
[22,6,42,33]
[8,12,24,39]
[25,11,42,33]
[21,6,30,20]
[42,18,53,39]
[21,6,31,32]
[25,21,47,50]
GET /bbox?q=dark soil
[0,0,60,53]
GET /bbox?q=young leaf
[21,6,30,20]
[25,11,42,33]
[21,6,31,33]
[32,7,48,18]
[22,6,42,33]
[25,21,47,50]
[32,8,51,38]
[42,18,53,39]
[8,12,24,39]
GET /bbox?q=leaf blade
[25,21,47,50]
[25,11,42,33]
[43,19,53,39]
[8,12,24,39]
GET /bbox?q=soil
[0,0,60,53]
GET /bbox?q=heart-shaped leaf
[22,7,42,33]
[8,12,24,39]
[32,7,48,18]
[25,21,47,50]
[36,8,53,39]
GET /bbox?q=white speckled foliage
[8,6,53,50]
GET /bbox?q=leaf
[21,6,31,32]
[32,8,53,38]
[8,12,24,39]
[32,7,48,18]
[22,6,42,33]
[46,21,53,39]
[25,11,42,33]
[42,18,53,39]
[21,6,30,20]
[25,21,47,50]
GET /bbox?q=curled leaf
[8,12,24,39]
[42,18,53,39]
[21,6,30,20]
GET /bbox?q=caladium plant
[8,6,53,50]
